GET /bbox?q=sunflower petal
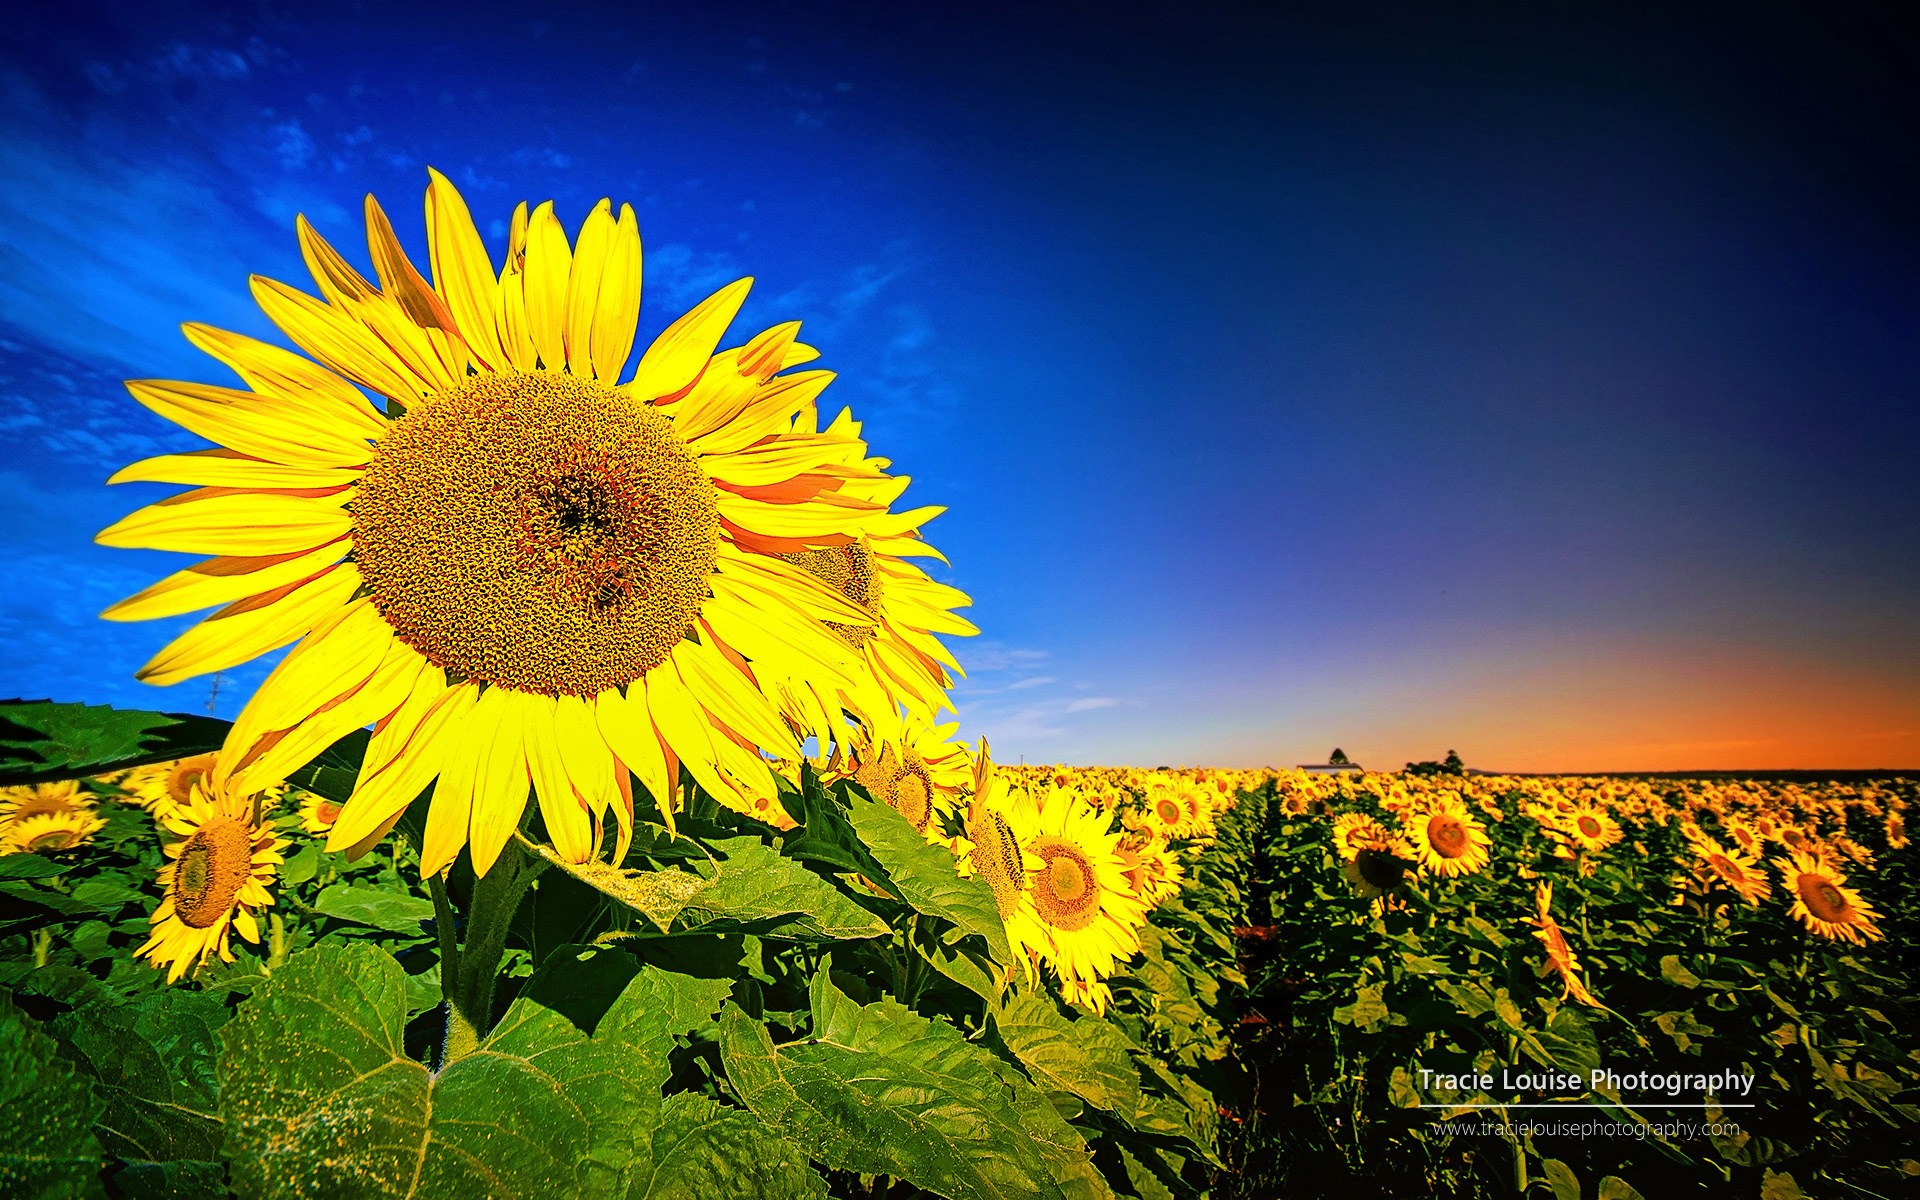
[467,691,534,877]
[627,277,752,403]
[124,379,375,468]
[522,201,572,372]
[329,676,474,854]
[133,564,360,686]
[249,275,429,401]
[181,323,387,435]
[594,686,673,830]
[98,490,352,556]
[425,167,507,372]
[587,203,642,384]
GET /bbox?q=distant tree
[1329,748,1350,765]
[1406,749,1467,777]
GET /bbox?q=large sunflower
[98,170,906,877]
[1773,851,1882,945]
[844,710,972,838]
[138,779,287,983]
[1686,835,1770,906]
[1407,792,1492,878]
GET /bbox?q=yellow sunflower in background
[846,710,971,838]
[297,789,343,835]
[1129,780,1192,841]
[959,740,1032,927]
[769,407,976,740]
[138,779,287,983]
[0,780,92,825]
[97,169,918,877]
[1332,811,1392,861]
[1343,832,1418,903]
[1563,805,1623,854]
[1887,808,1909,851]
[3,809,106,855]
[115,754,246,823]
[1407,792,1491,878]
[1686,835,1770,905]
[1000,781,1147,1014]
[1115,831,1184,907]
[1773,851,1882,945]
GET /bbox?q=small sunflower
[1332,811,1392,861]
[846,711,971,838]
[1887,808,1909,851]
[1343,835,1417,902]
[1773,851,1882,945]
[1687,836,1770,906]
[115,754,228,822]
[138,779,287,983]
[1407,792,1491,878]
[1128,781,1192,841]
[1115,831,1184,906]
[296,789,343,835]
[1530,881,1599,1006]
[0,780,93,826]
[2,809,106,855]
[1562,806,1623,854]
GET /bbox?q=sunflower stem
[442,842,545,1064]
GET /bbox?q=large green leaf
[218,943,644,1199]
[528,844,712,934]
[0,701,229,787]
[519,945,734,1098]
[845,791,1011,962]
[777,767,894,884]
[996,993,1143,1116]
[673,838,888,943]
[718,969,1098,1200]
[310,883,436,936]
[626,1093,826,1200]
[0,995,104,1199]
[50,991,227,1165]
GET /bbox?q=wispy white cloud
[1009,676,1055,690]
[1065,697,1117,714]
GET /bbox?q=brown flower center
[779,540,881,649]
[173,816,254,929]
[1354,847,1408,891]
[892,768,933,832]
[166,755,217,804]
[1577,815,1603,838]
[353,371,719,696]
[1155,797,1183,827]
[1028,835,1100,932]
[1798,875,1851,924]
[966,808,1026,919]
[25,827,83,852]
[1427,813,1468,858]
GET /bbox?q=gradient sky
[2,1,1916,770]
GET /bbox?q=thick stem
[439,843,545,1064]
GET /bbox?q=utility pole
[206,670,224,715]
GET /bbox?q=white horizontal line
[1418,1104,1756,1110]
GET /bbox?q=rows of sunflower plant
[1212,768,1919,1200]
[0,713,1253,1199]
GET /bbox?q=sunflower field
[0,172,1915,1200]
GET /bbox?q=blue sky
[3,2,1917,769]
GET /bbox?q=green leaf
[1333,982,1391,1033]
[218,943,642,1199]
[309,883,436,936]
[0,701,229,787]
[520,944,734,1097]
[105,1160,226,1199]
[996,993,1142,1115]
[1542,1157,1581,1200]
[675,838,889,943]
[0,994,104,1199]
[845,791,1011,962]
[626,1093,827,1200]
[283,728,369,806]
[1530,1006,1601,1076]
[1659,954,1702,989]
[279,844,322,886]
[0,857,68,881]
[1597,1176,1645,1200]
[49,991,227,1164]
[719,972,1092,1200]
[777,767,892,882]
[528,844,712,934]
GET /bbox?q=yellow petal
[594,687,672,829]
[123,378,375,468]
[687,370,835,456]
[564,198,614,377]
[467,691,534,878]
[133,564,360,687]
[108,450,361,491]
[330,676,474,853]
[641,659,743,813]
[419,691,502,877]
[494,201,537,372]
[214,594,390,759]
[627,277,752,402]
[671,637,794,752]
[524,700,592,864]
[250,275,429,401]
[181,323,387,437]
[425,167,507,372]
[587,203,642,384]
[229,638,421,795]
[522,201,572,373]
[104,541,350,623]
[97,490,352,556]
[297,216,459,393]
